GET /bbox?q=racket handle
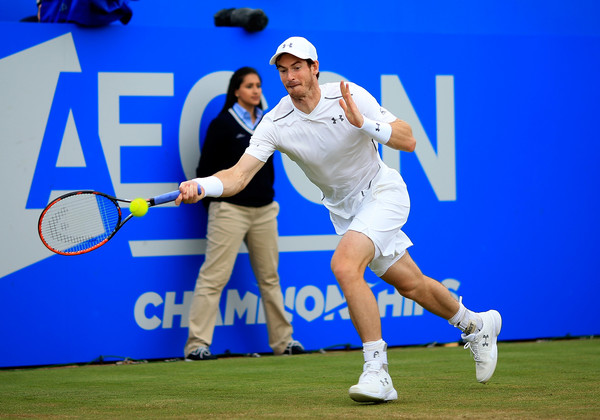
[150,184,202,206]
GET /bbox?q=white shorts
[329,165,413,277]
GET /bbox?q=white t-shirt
[246,82,398,218]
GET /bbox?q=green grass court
[1,338,598,419]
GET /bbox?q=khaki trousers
[184,201,293,356]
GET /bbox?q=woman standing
[184,67,304,360]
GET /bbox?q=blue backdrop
[1,2,599,368]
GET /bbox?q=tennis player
[176,36,502,403]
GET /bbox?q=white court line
[129,235,341,257]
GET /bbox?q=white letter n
[381,75,456,201]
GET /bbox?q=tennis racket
[38,187,198,256]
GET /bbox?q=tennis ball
[130,198,148,217]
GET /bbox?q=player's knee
[393,275,426,300]
[331,257,350,280]
[396,283,417,300]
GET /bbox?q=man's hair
[221,66,263,113]
[306,59,320,79]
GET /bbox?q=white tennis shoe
[348,360,398,403]
[462,310,502,383]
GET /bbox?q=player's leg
[381,252,502,383]
[331,230,397,402]
[245,201,298,355]
[184,202,250,360]
[329,168,415,402]
[380,251,459,319]
[330,230,380,342]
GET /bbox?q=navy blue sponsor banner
[1,22,598,367]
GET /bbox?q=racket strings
[40,193,121,253]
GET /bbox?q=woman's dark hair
[220,66,263,113]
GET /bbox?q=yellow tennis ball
[130,198,148,217]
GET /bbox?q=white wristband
[193,176,224,198]
[360,116,392,145]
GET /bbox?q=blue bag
[38,0,134,26]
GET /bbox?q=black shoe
[283,340,306,355]
[185,346,217,361]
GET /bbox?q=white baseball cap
[269,36,318,65]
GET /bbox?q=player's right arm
[176,153,265,205]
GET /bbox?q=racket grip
[151,184,202,205]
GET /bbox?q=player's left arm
[339,81,416,153]
[387,119,416,152]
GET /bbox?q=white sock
[363,339,388,370]
[448,301,482,334]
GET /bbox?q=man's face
[276,54,318,100]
